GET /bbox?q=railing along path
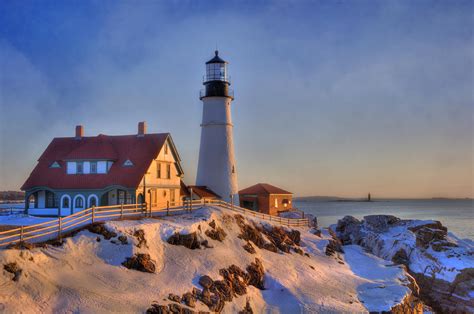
[0,199,310,248]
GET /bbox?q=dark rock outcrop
[239,298,254,314]
[167,232,202,250]
[133,229,147,248]
[205,227,227,242]
[122,253,156,273]
[242,242,256,254]
[3,262,22,281]
[246,258,265,290]
[198,275,214,289]
[87,223,117,240]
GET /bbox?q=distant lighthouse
[196,50,238,203]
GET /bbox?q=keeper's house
[21,122,184,216]
[238,183,293,216]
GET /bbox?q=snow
[0,214,56,226]
[0,206,416,313]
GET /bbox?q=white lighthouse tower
[196,50,238,203]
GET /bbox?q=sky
[0,0,472,198]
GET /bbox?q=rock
[415,227,447,248]
[325,236,344,257]
[408,221,447,233]
[243,242,256,254]
[363,215,400,232]
[199,287,213,307]
[168,293,181,303]
[293,247,304,255]
[220,265,248,296]
[167,232,201,250]
[450,268,474,299]
[133,229,147,248]
[122,253,156,273]
[208,220,216,229]
[287,230,301,245]
[312,229,322,237]
[211,280,233,302]
[239,298,254,314]
[335,216,362,245]
[205,227,227,242]
[431,240,458,252]
[392,248,409,266]
[7,241,34,250]
[246,258,265,290]
[87,223,117,240]
[200,240,213,249]
[146,303,170,314]
[262,243,278,253]
[168,303,185,313]
[182,292,196,308]
[3,262,22,281]
[118,235,128,245]
[96,236,101,242]
[199,275,214,289]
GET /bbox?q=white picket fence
[0,199,310,249]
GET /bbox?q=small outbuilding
[188,186,221,202]
[238,183,293,216]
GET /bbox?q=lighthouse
[196,50,238,203]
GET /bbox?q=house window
[118,190,125,204]
[274,198,278,208]
[75,197,83,208]
[62,197,69,208]
[46,191,55,208]
[166,164,171,179]
[50,161,61,168]
[89,197,97,207]
[157,162,161,178]
[170,189,175,203]
[76,162,83,174]
[90,161,97,173]
[164,143,168,154]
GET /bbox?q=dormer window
[50,161,61,168]
[76,162,83,174]
[90,161,97,173]
[123,159,134,167]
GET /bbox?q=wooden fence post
[58,217,62,241]
[20,225,24,243]
[167,201,169,216]
[120,203,124,219]
[92,206,95,224]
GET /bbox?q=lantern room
[205,50,228,82]
[200,50,234,100]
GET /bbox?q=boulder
[205,227,227,242]
[335,216,362,245]
[408,221,447,233]
[167,232,201,250]
[211,280,233,302]
[415,227,447,248]
[182,292,196,308]
[133,229,147,248]
[239,298,254,314]
[391,248,409,266]
[199,275,214,289]
[146,303,170,314]
[246,258,265,290]
[3,262,22,281]
[118,235,128,245]
[242,242,256,254]
[363,215,400,232]
[87,223,117,240]
[168,293,181,303]
[122,253,156,273]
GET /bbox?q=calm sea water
[294,199,474,240]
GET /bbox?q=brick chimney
[75,125,84,139]
[138,121,146,137]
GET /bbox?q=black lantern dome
[200,50,234,100]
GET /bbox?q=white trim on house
[73,194,86,213]
[60,195,72,211]
[87,194,99,207]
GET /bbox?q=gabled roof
[21,133,182,191]
[180,180,190,197]
[238,183,292,195]
[189,186,221,199]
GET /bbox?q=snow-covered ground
[0,206,418,313]
[0,214,56,227]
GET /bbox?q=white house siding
[138,139,181,207]
[196,96,238,203]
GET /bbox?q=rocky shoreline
[332,215,474,313]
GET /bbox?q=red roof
[21,133,176,190]
[189,186,221,199]
[239,183,292,195]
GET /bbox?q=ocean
[293,198,473,240]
